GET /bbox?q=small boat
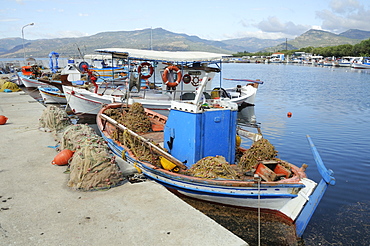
[96,75,335,237]
[63,48,262,115]
[338,57,362,67]
[351,57,370,69]
[37,86,67,104]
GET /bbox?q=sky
[1,0,370,41]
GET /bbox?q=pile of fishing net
[0,80,21,92]
[104,103,161,166]
[105,103,151,133]
[186,156,239,179]
[60,124,124,191]
[122,130,161,166]
[39,105,71,132]
[238,138,290,171]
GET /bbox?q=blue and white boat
[97,74,335,237]
[37,86,67,104]
[351,57,370,69]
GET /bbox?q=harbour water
[216,63,370,245]
[8,62,370,245]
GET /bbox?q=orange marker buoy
[287,112,292,118]
[0,115,8,125]
[52,149,74,166]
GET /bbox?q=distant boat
[338,57,362,67]
[351,57,370,69]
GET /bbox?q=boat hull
[18,74,48,88]
[38,87,67,104]
[96,103,317,222]
[352,63,370,69]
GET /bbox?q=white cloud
[254,16,311,36]
[0,19,19,22]
[316,0,370,32]
[78,13,89,17]
[330,0,360,14]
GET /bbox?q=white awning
[94,48,230,62]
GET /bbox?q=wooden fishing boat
[37,86,67,104]
[97,75,335,237]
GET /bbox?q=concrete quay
[0,91,248,246]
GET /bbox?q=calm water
[216,63,370,245]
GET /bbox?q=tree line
[234,38,370,58]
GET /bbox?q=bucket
[159,156,179,172]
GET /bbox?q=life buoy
[162,66,182,87]
[138,62,154,79]
[182,74,191,84]
[191,76,199,86]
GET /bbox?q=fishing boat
[37,86,67,104]
[96,75,335,237]
[351,57,370,69]
[338,57,362,67]
[63,48,263,115]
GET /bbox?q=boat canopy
[94,48,230,62]
[84,54,114,60]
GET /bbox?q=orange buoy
[287,112,292,118]
[52,149,74,166]
[0,115,8,125]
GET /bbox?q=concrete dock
[0,91,248,246]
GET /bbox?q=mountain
[339,29,370,40]
[221,37,286,53]
[261,29,370,52]
[0,28,235,58]
[1,28,370,58]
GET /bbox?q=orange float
[52,149,74,166]
[287,112,292,118]
[162,65,182,87]
[0,115,8,125]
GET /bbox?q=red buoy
[52,149,74,166]
[287,112,292,118]
[0,115,8,125]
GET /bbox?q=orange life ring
[162,66,182,87]
[138,62,154,79]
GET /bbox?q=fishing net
[186,156,239,179]
[60,124,124,191]
[59,124,97,150]
[238,138,290,171]
[51,73,61,80]
[122,130,161,166]
[0,81,21,92]
[39,105,71,132]
[104,103,161,166]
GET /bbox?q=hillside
[1,28,370,58]
[0,28,235,58]
[261,29,369,52]
[339,29,370,39]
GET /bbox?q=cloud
[0,19,19,22]
[316,0,370,32]
[78,13,89,17]
[254,16,310,36]
[329,0,360,14]
[34,30,89,39]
